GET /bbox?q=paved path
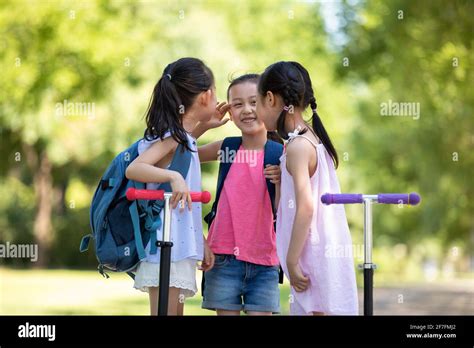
[359,280,474,315]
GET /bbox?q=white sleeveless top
[138,132,204,263]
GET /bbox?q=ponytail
[145,74,190,151]
[309,97,339,168]
[267,130,284,144]
[144,57,214,152]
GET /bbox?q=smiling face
[228,82,266,135]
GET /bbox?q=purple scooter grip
[321,193,363,205]
[377,192,421,205]
[321,192,421,205]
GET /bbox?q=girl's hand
[210,101,231,129]
[264,164,281,184]
[202,102,231,130]
[169,172,192,212]
[192,102,230,139]
[199,240,215,271]
[287,262,310,292]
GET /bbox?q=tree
[337,0,473,264]
[0,0,344,268]
[0,0,147,266]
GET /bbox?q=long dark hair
[227,73,283,144]
[257,61,339,168]
[144,57,214,151]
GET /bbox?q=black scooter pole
[157,193,173,316]
[364,267,374,315]
[362,198,375,316]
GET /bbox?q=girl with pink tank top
[192,74,283,315]
[256,61,359,315]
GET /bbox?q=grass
[0,267,291,315]
[4,267,471,315]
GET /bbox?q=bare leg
[164,287,181,315]
[148,287,182,316]
[177,300,184,316]
[216,309,241,316]
[247,311,272,316]
[148,287,159,316]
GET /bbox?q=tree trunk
[32,150,53,268]
[53,179,68,216]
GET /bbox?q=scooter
[126,188,211,316]
[321,192,421,316]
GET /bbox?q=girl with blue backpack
[125,57,220,315]
[192,74,284,315]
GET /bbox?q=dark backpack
[80,138,191,279]
[203,137,284,284]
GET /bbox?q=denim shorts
[202,254,280,313]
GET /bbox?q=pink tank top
[207,146,279,266]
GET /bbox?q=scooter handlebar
[126,188,211,204]
[321,193,363,205]
[321,192,421,206]
[377,193,420,205]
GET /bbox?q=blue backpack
[80,138,191,279]
[203,137,284,284]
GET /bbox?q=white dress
[133,132,203,298]
[276,130,359,315]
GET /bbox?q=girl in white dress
[126,58,219,315]
[256,61,358,315]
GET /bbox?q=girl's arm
[125,137,191,211]
[200,235,215,271]
[192,102,229,162]
[285,138,317,291]
[198,140,223,163]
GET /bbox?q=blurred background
[0,0,472,315]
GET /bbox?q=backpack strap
[130,200,147,260]
[162,141,193,191]
[79,234,91,253]
[203,136,242,227]
[263,140,284,216]
[263,140,284,284]
[122,180,147,262]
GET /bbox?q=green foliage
[1,0,340,267]
[0,0,471,274]
[337,0,473,257]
